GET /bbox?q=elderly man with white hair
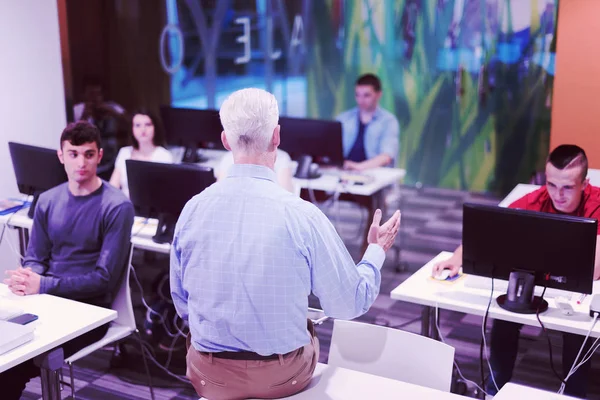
[170,88,401,400]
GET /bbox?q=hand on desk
[432,259,460,278]
[4,267,41,296]
[343,160,367,172]
[368,209,401,252]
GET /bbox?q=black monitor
[160,106,224,163]
[8,142,68,219]
[278,116,344,168]
[462,203,597,314]
[126,160,215,244]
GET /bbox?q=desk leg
[421,307,431,337]
[430,308,440,341]
[34,347,64,400]
[17,227,29,257]
[420,306,441,340]
[360,191,385,254]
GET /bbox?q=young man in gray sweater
[2,121,134,399]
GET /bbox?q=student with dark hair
[336,73,400,171]
[432,144,600,398]
[1,121,134,399]
[109,108,173,197]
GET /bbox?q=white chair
[63,257,155,399]
[328,319,455,392]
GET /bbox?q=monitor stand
[27,193,41,219]
[496,270,548,314]
[182,145,207,164]
[152,214,176,244]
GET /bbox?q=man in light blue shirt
[336,73,400,171]
[170,88,401,400]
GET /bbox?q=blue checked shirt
[336,106,400,166]
[170,164,385,355]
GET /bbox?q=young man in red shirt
[433,145,600,398]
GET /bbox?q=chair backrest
[110,248,136,330]
[328,319,455,392]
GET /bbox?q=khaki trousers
[186,320,319,400]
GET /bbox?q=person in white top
[109,109,173,197]
[216,148,295,192]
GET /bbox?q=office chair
[329,319,455,392]
[62,255,155,399]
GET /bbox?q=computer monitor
[160,106,224,163]
[126,160,215,244]
[462,203,597,314]
[278,116,344,168]
[8,142,68,219]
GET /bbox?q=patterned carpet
[18,185,600,399]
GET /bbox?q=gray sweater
[23,181,134,308]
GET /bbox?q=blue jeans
[486,319,591,398]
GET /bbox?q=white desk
[0,208,32,230]
[130,219,170,254]
[282,363,466,399]
[0,209,169,255]
[1,164,405,258]
[191,148,406,196]
[391,252,600,338]
[498,183,539,207]
[0,284,116,399]
[297,168,405,196]
[494,383,578,399]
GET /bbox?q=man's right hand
[367,209,401,252]
[431,259,460,278]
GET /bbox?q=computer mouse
[434,269,451,281]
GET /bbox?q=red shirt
[509,185,600,234]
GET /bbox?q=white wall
[0,1,67,271]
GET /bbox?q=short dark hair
[356,73,382,92]
[547,144,588,181]
[60,121,102,149]
[130,108,166,149]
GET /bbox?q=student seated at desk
[336,73,400,171]
[216,148,295,192]
[432,144,600,399]
[170,88,401,400]
[1,121,134,400]
[109,108,173,197]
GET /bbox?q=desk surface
[0,284,116,373]
[196,148,406,196]
[131,218,170,254]
[281,363,466,399]
[494,383,578,399]
[295,167,405,196]
[390,252,600,337]
[498,183,539,207]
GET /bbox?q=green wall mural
[306,0,556,196]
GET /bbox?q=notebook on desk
[0,320,34,355]
[0,199,29,216]
[0,302,23,321]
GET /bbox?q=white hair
[219,88,279,154]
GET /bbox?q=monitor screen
[462,203,597,295]
[9,142,68,218]
[278,116,344,167]
[126,160,215,243]
[160,106,224,150]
